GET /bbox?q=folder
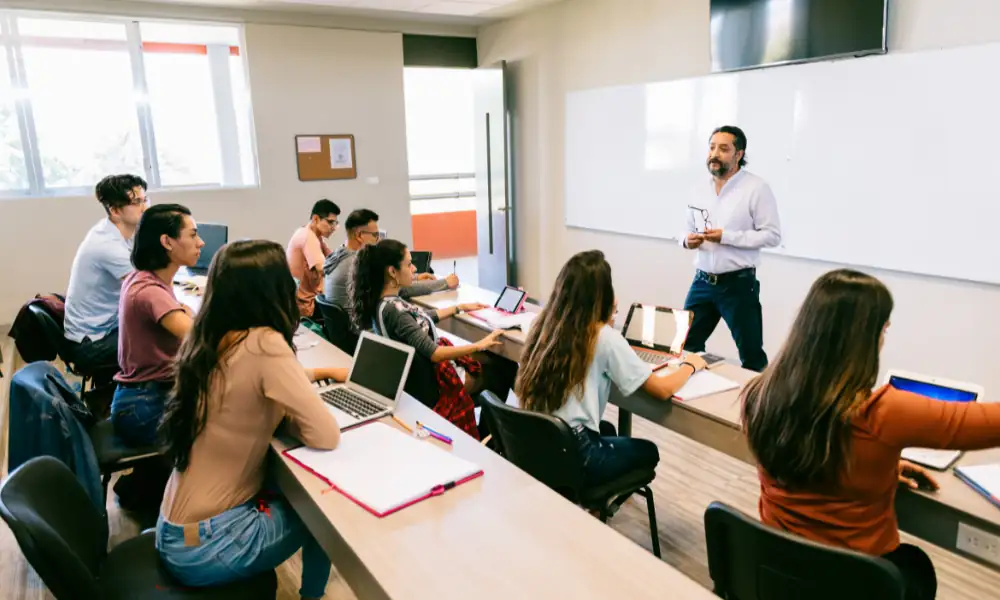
[283,422,483,517]
[954,463,1000,509]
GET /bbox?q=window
[0,11,257,197]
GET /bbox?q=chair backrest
[25,303,66,362]
[478,391,586,501]
[314,294,359,355]
[704,501,906,600]
[0,456,107,599]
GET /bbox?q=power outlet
[956,522,1000,566]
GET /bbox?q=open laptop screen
[350,335,411,400]
[622,304,691,354]
[889,375,978,403]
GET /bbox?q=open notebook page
[285,422,482,516]
[663,369,740,401]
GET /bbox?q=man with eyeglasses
[64,174,149,382]
[287,199,340,319]
[323,208,458,310]
[679,125,781,372]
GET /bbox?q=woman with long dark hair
[742,269,1000,600]
[113,203,202,447]
[349,239,503,438]
[156,240,346,600]
[516,250,706,486]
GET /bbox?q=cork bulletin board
[295,134,357,181]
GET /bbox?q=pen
[391,414,413,433]
[416,421,453,445]
[452,260,457,274]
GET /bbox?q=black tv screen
[710,0,887,72]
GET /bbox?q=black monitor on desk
[191,223,228,275]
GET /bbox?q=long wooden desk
[174,284,716,598]
[277,327,717,599]
[412,284,1000,572]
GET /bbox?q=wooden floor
[2,337,999,598]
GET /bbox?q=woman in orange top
[742,269,1000,600]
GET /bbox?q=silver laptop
[621,303,693,370]
[884,369,984,470]
[317,331,415,430]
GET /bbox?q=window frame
[0,9,258,199]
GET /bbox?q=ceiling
[130,0,563,24]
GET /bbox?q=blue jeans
[683,268,768,372]
[156,495,330,598]
[573,422,660,487]
[111,383,169,447]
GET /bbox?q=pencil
[391,414,413,433]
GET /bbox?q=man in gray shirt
[323,208,458,308]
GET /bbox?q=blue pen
[416,421,453,444]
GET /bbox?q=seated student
[349,239,502,438]
[287,199,340,320]
[324,208,458,310]
[64,174,148,378]
[112,204,203,447]
[516,250,706,487]
[741,269,1000,600]
[157,240,346,599]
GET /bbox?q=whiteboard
[565,42,1000,284]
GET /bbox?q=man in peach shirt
[286,199,340,319]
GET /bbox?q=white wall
[479,0,1000,392]
[0,21,412,320]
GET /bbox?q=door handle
[485,113,494,255]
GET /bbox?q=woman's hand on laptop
[682,354,708,373]
[306,366,349,384]
[475,330,505,352]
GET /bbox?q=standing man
[287,199,340,320]
[64,174,149,379]
[680,126,781,372]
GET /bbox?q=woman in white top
[515,250,706,485]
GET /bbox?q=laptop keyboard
[635,350,670,366]
[320,388,386,420]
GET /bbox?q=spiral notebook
[283,422,483,517]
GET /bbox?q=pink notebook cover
[281,446,484,518]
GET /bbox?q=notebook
[283,422,483,517]
[954,464,1000,509]
[668,369,740,401]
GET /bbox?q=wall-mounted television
[710,0,888,72]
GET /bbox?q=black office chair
[314,294,359,355]
[703,501,906,600]
[25,303,116,415]
[479,391,661,557]
[0,456,277,600]
[88,419,163,502]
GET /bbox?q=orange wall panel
[411,211,478,259]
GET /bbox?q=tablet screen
[495,287,526,313]
[889,376,978,402]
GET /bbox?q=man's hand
[702,229,724,243]
[417,273,436,281]
[445,273,460,289]
[686,233,705,249]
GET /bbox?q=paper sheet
[330,138,353,169]
[668,369,739,401]
[297,136,321,153]
[285,422,481,516]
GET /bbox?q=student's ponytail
[348,239,406,332]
